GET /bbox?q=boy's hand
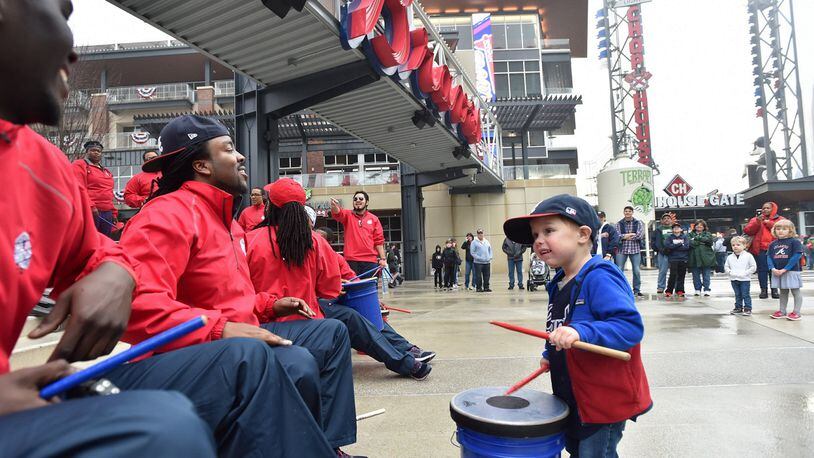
[539,357,550,371]
[772,268,785,276]
[549,326,580,351]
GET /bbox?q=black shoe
[411,362,432,381]
[414,350,436,363]
[476,289,484,292]
[508,286,514,290]
[771,288,780,299]
[730,307,743,315]
[657,289,664,294]
[518,285,524,290]
[485,289,493,292]
[635,291,645,297]
[742,308,752,316]
[759,289,769,299]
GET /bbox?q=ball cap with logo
[142,114,230,173]
[264,178,306,208]
[503,194,601,245]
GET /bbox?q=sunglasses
[353,197,366,202]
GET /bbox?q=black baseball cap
[83,140,103,151]
[143,115,230,173]
[503,194,601,245]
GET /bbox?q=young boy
[664,223,690,298]
[503,194,652,456]
[725,236,757,316]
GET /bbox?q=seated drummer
[117,115,360,457]
[245,179,431,380]
[313,225,437,368]
[503,194,652,457]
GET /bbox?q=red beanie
[265,178,306,208]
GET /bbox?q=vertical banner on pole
[472,13,496,103]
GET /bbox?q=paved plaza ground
[345,269,814,457]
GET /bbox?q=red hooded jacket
[119,181,277,357]
[237,203,266,232]
[743,202,785,255]
[123,170,160,208]
[331,208,385,263]
[71,158,115,211]
[0,119,136,374]
[245,227,342,321]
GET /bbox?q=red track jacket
[123,171,160,208]
[323,244,356,281]
[331,208,385,263]
[119,181,277,357]
[0,119,136,374]
[71,158,115,211]
[743,202,785,255]
[237,203,266,232]
[245,227,342,321]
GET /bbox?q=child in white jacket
[725,236,757,316]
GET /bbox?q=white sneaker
[694,291,701,296]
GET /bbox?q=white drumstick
[356,408,386,421]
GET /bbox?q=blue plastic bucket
[337,278,383,330]
[450,387,568,458]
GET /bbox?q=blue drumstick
[39,316,208,399]
[348,265,381,282]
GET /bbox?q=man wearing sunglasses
[330,191,386,278]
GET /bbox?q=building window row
[494,60,541,98]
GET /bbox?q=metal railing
[287,170,401,188]
[215,80,235,97]
[77,40,188,54]
[501,164,573,180]
[107,83,194,104]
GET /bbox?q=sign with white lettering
[655,194,745,209]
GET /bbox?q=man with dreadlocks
[117,115,360,457]
[246,179,432,380]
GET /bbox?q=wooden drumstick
[490,321,632,362]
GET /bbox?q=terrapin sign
[339,0,482,145]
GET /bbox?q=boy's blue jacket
[664,233,690,262]
[545,255,652,424]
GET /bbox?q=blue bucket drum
[450,387,569,458]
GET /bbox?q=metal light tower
[748,0,808,180]
[596,0,657,172]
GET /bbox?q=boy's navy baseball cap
[503,194,601,245]
[143,115,230,173]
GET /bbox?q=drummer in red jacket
[504,194,651,457]
[123,150,160,208]
[72,140,115,236]
[237,186,266,231]
[246,179,431,380]
[330,191,387,277]
[118,115,357,456]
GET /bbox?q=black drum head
[486,395,530,410]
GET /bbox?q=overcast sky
[69,0,813,196]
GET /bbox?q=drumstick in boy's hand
[490,321,631,361]
[505,364,549,395]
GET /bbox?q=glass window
[492,24,506,49]
[525,60,539,71]
[348,155,358,164]
[291,157,301,168]
[325,155,335,165]
[528,130,546,146]
[521,23,537,48]
[280,157,290,168]
[510,74,525,97]
[525,73,541,96]
[508,61,524,72]
[364,153,375,163]
[506,24,523,49]
[457,25,473,50]
[495,74,509,98]
[494,61,508,72]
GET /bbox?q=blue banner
[472,13,496,102]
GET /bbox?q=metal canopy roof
[491,94,582,131]
[106,0,503,188]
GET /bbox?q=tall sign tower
[748,0,808,180]
[596,0,657,172]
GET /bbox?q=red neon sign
[340,0,481,145]
[626,6,653,167]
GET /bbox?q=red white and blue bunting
[137,87,157,99]
[130,131,151,144]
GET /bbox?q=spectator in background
[72,140,115,237]
[431,245,443,289]
[713,233,728,274]
[124,150,160,208]
[805,235,814,270]
[615,206,645,297]
[723,227,739,253]
[441,239,460,291]
[650,213,674,293]
[386,243,403,288]
[664,223,690,298]
[471,229,493,292]
[744,202,785,299]
[460,233,475,290]
[237,187,266,232]
[502,236,527,290]
[688,219,716,296]
[451,238,462,289]
[593,211,620,262]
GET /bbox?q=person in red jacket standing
[744,201,785,299]
[72,140,115,236]
[0,2,216,456]
[119,115,357,456]
[237,186,266,231]
[331,191,386,277]
[247,179,432,380]
[123,150,159,208]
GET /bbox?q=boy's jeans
[731,280,752,309]
[565,421,626,458]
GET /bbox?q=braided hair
[149,143,210,200]
[259,201,313,267]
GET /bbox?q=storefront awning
[491,94,582,132]
[742,176,814,205]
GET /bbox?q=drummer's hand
[539,358,550,372]
[549,326,580,351]
[330,198,341,215]
[273,297,316,319]
[222,322,292,346]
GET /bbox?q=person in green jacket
[689,219,716,296]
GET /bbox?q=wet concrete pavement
[343,269,814,457]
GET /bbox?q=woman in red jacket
[744,201,785,298]
[72,140,115,236]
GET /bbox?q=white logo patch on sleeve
[14,232,32,270]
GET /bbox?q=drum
[450,387,568,458]
[336,278,384,330]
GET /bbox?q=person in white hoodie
[725,236,757,316]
